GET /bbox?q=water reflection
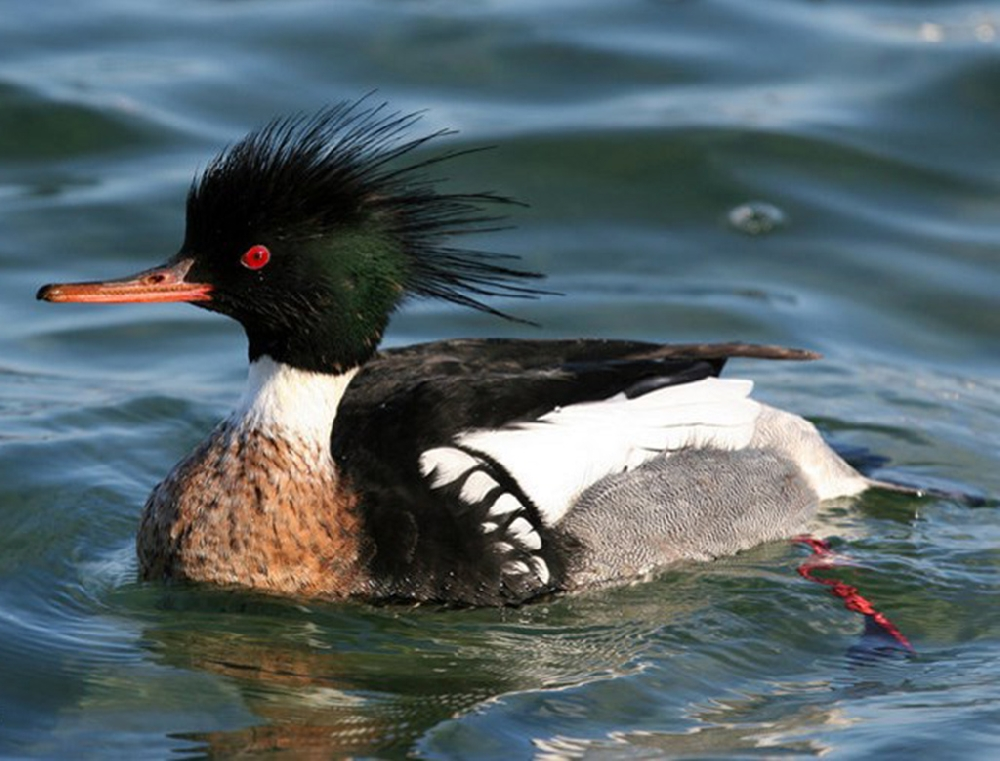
[125,539,927,758]
[133,582,708,756]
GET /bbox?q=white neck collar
[233,356,359,445]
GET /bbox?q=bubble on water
[920,22,944,43]
[727,201,787,236]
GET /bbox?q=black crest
[183,98,549,321]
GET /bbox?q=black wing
[332,338,816,605]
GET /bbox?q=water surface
[2,1,999,758]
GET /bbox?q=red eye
[240,245,271,270]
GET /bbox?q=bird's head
[38,101,545,373]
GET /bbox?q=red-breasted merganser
[38,101,884,605]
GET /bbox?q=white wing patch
[460,470,500,504]
[507,517,542,550]
[488,494,521,518]
[444,377,763,527]
[419,446,552,587]
[422,447,480,489]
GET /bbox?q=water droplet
[727,201,786,236]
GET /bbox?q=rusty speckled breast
[136,420,367,597]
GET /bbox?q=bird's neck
[232,356,359,449]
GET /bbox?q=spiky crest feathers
[182,100,547,323]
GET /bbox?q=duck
[37,100,893,606]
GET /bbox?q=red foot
[792,535,914,653]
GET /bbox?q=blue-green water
[3,1,999,758]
